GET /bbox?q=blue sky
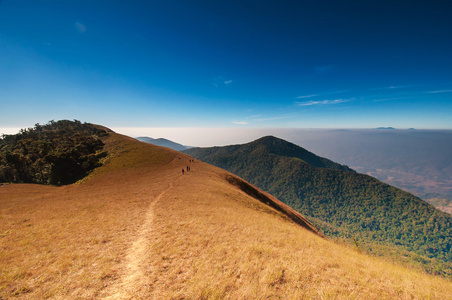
[1,0,452,134]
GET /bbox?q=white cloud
[213,78,233,87]
[296,94,318,99]
[75,22,87,34]
[232,121,248,125]
[428,89,452,94]
[296,90,349,99]
[371,97,406,103]
[297,99,351,106]
[370,84,423,91]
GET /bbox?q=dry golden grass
[1,132,452,299]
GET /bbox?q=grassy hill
[184,136,452,278]
[1,128,452,298]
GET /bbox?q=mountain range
[137,129,452,215]
[184,136,452,277]
[2,121,452,298]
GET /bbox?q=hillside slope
[1,131,452,299]
[184,136,452,277]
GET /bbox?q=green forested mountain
[184,136,452,277]
[0,120,108,185]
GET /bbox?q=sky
[1,0,452,143]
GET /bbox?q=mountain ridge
[244,135,353,171]
[192,135,353,173]
[184,135,452,277]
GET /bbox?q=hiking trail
[104,180,175,299]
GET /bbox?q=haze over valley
[276,129,452,213]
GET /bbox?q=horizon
[3,125,452,148]
[1,1,452,130]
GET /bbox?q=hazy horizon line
[2,125,452,148]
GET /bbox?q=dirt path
[104,180,175,299]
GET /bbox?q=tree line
[0,120,108,185]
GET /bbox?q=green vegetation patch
[0,120,108,185]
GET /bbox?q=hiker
[182,169,184,175]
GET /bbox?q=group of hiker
[182,159,194,175]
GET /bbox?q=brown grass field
[1,132,452,299]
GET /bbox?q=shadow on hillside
[225,174,324,237]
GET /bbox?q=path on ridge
[104,178,177,299]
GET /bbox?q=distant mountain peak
[136,136,188,151]
[247,136,352,171]
[253,135,280,142]
[185,136,352,172]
